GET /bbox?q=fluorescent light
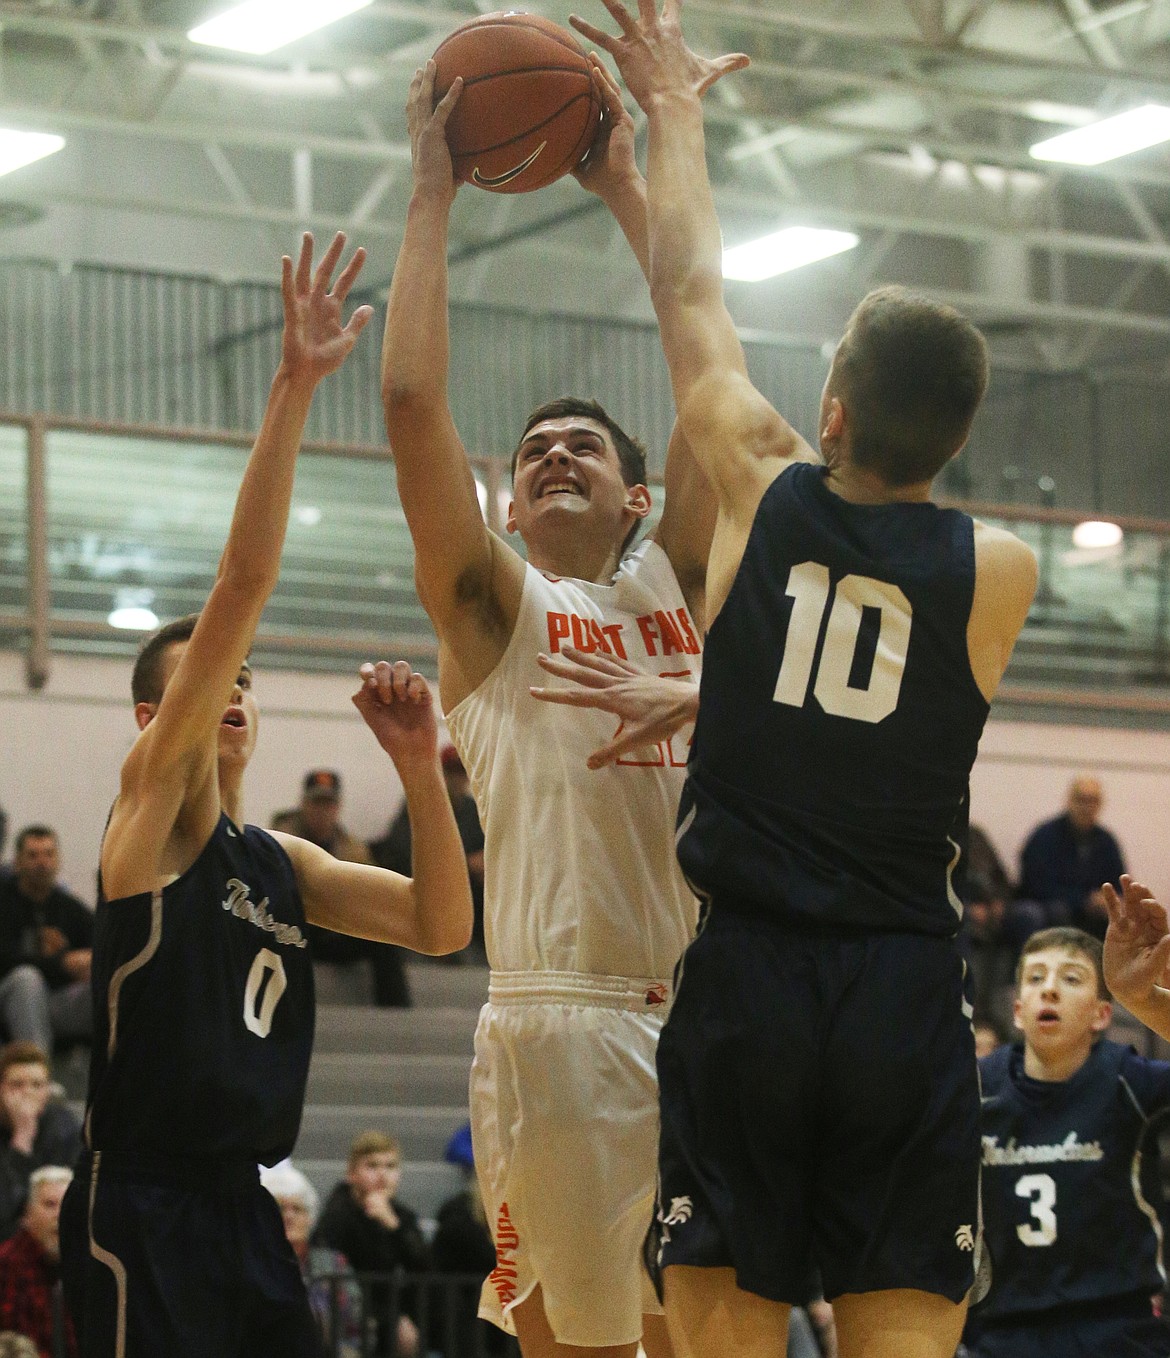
[723,227,859,282]
[1030,104,1170,166]
[0,130,64,178]
[294,505,322,526]
[109,606,160,631]
[188,0,373,55]
[1072,519,1123,550]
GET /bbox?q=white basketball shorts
[471,970,673,1348]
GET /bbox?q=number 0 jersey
[447,539,701,978]
[976,1040,1170,1323]
[84,814,315,1165]
[677,461,988,937]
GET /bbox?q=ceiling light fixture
[188,0,374,55]
[1071,519,1123,550]
[722,227,859,283]
[0,131,64,179]
[1030,104,1170,166]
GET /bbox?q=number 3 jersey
[447,538,701,978]
[976,1040,1170,1322]
[677,460,989,937]
[84,814,315,1166]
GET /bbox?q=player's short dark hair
[513,397,648,488]
[0,1040,51,1082]
[833,287,989,487]
[130,613,201,706]
[14,825,56,854]
[1017,927,1109,1000]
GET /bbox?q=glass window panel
[44,429,436,672]
[0,424,28,645]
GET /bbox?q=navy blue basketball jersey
[85,815,315,1165]
[676,461,989,936]
[976,1040,1170,1324]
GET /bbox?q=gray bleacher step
[404,963,488,1011]
[294,1158,467,1220]
[314,1005,475,1056]
[307,1053,471,1106]
[295,1105,468,1162]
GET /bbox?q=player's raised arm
[382,63,526,703]
[572,2,814,510]
[277,662,473,955]
[105,234,372,897]
[1102,875,1170,1040]
[575,60,713,618]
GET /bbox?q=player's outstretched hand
[530,646,697,769]
[574,57,641,198]
[1102,874,1170,1008]
[570,0,748,111]
[280,231,374,386]
[353,660,439,770]
[408,60,463,203]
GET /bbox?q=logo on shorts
[955,1224,975,1252]
[661,1196,693,1229]
[645,983,668,1007]
[489,1202,520,1308]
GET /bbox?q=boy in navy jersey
[58,233,474,1358]
[965,926,1170,1357]
[570,3,1038,1356]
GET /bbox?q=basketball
[432,12,602,194]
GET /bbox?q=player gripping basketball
[380,53,741,1358]
[57,233,474,1358]
[569,3,1038,1356]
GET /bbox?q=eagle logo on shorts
[661,1196,693,1229]
[955,1224,975,1252]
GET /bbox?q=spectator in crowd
[965,823,1013,902]
[972,1020,1005,1061]
[371,746,485,964]
[314,1131,430,1358]
[0,807,10,883]
[0,1334,38,1358]
[1016,776,1125,941]
[260,1161,363,1358]
[431,1123,504,1358]
[0,1165,76,1358]
[959,874,1017,1038]
[273,772,412,1007]
[0,829,92,1054]
[0,1044,80,1243]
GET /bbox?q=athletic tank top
[677,461,989,936]
[447,539,701,977]
[85,815,314,1165]
[977,1041,1170,1321]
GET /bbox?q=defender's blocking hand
[570,0,748,111]
[352,660,440,768]
[530,645,698,769]
[1102,874,1170,1008]
[280,231,373,385]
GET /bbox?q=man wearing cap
[371,746,486,962]
[272,772,413,1006]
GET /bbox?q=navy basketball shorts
[651,908,981,1306]
[60,1151,323,1358]
[968,1301,1170,1357]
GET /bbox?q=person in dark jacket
[0,830,92,1054]
[0,1045,80,1243]
[313,1131,430,1357]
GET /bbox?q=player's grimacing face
[508,417,635,542]
[1014,947,1110,1050]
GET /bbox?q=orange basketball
[432,12,602,194]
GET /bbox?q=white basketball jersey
[447,538,701,978]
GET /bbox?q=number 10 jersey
[84,814,315,1165]
[677,460,989,937]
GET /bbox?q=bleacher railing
[5,411,1170,715]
